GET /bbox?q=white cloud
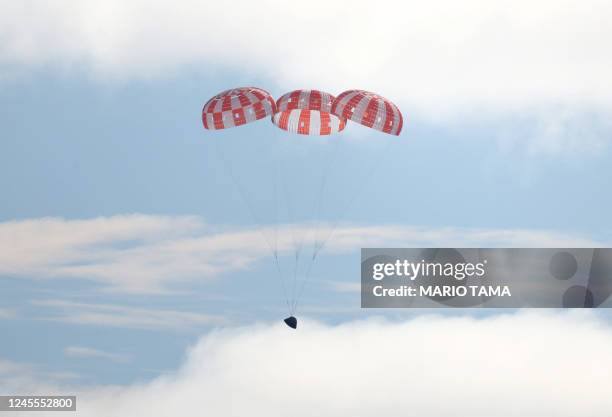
[33,299,225,330]
[64,346,130,363]
[2,1,612,151]
[0,214,262,293]
[0,359,30,376]
[327,281,362,294]
[0,308,16,319]
[0,215,601,294]
[12,311,612,416]
[495,104,612,156]
[1,1,610,108]
[0,359,77,394]
[0,359,38,393]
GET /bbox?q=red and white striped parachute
[272,89,346,135]
[202,87,276,130]
[201,86,403,328]
[331,90,403,135]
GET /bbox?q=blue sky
[1,1,612,414]
[2,71,611,386]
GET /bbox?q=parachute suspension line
[211,138,291,313]
[286,138,331,312]
[288,138,342,314]
[203,87,403,319]
[276,137,316,310]
[275,138,308,311]
[279,161,299,254]
[310,137,343,260]
[272,150,278,256]
[291,249,301,313]
[211,139,277,251]
[316,139,393,255]
[278,161,300,307]
[291,254,316,315]
[292,139,394,315]
[271,158,288,307]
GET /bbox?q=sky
[1,1,612,415]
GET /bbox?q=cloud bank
[2,1,612,154]
[12,311,612,416]
[0,215,600,294]
[1,1,611,115]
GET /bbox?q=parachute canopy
[272,89,346,135]
[201,86,403,136]
[202,86,402,328]
[202,87,276,130]
[332,90,403,135]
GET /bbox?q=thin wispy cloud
[0,359,30,376]
[0,215,601,294]
[32,299,225,331]
[0,308,16,319]
[0,359,78,393]
[326,281,362,294]
[64,346,130,363]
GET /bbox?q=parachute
[272,90,346,135]
[332,90,403,135]
[202,87,276,130]
[202,87,403,329]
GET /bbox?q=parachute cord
[280,138,318,311]
[279,161,299,255]
[273,251,291,312]
[314,139,393,255]
[311,138,342,258]
[211,137,291,314]
[292,138,340,314]
[292,250,317,315]
[290,250,301,311]
[278,165,300,309]
[292,139,394,315]
[273,154,279,263]
[290,138,342,314]
[272,165,290,311]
